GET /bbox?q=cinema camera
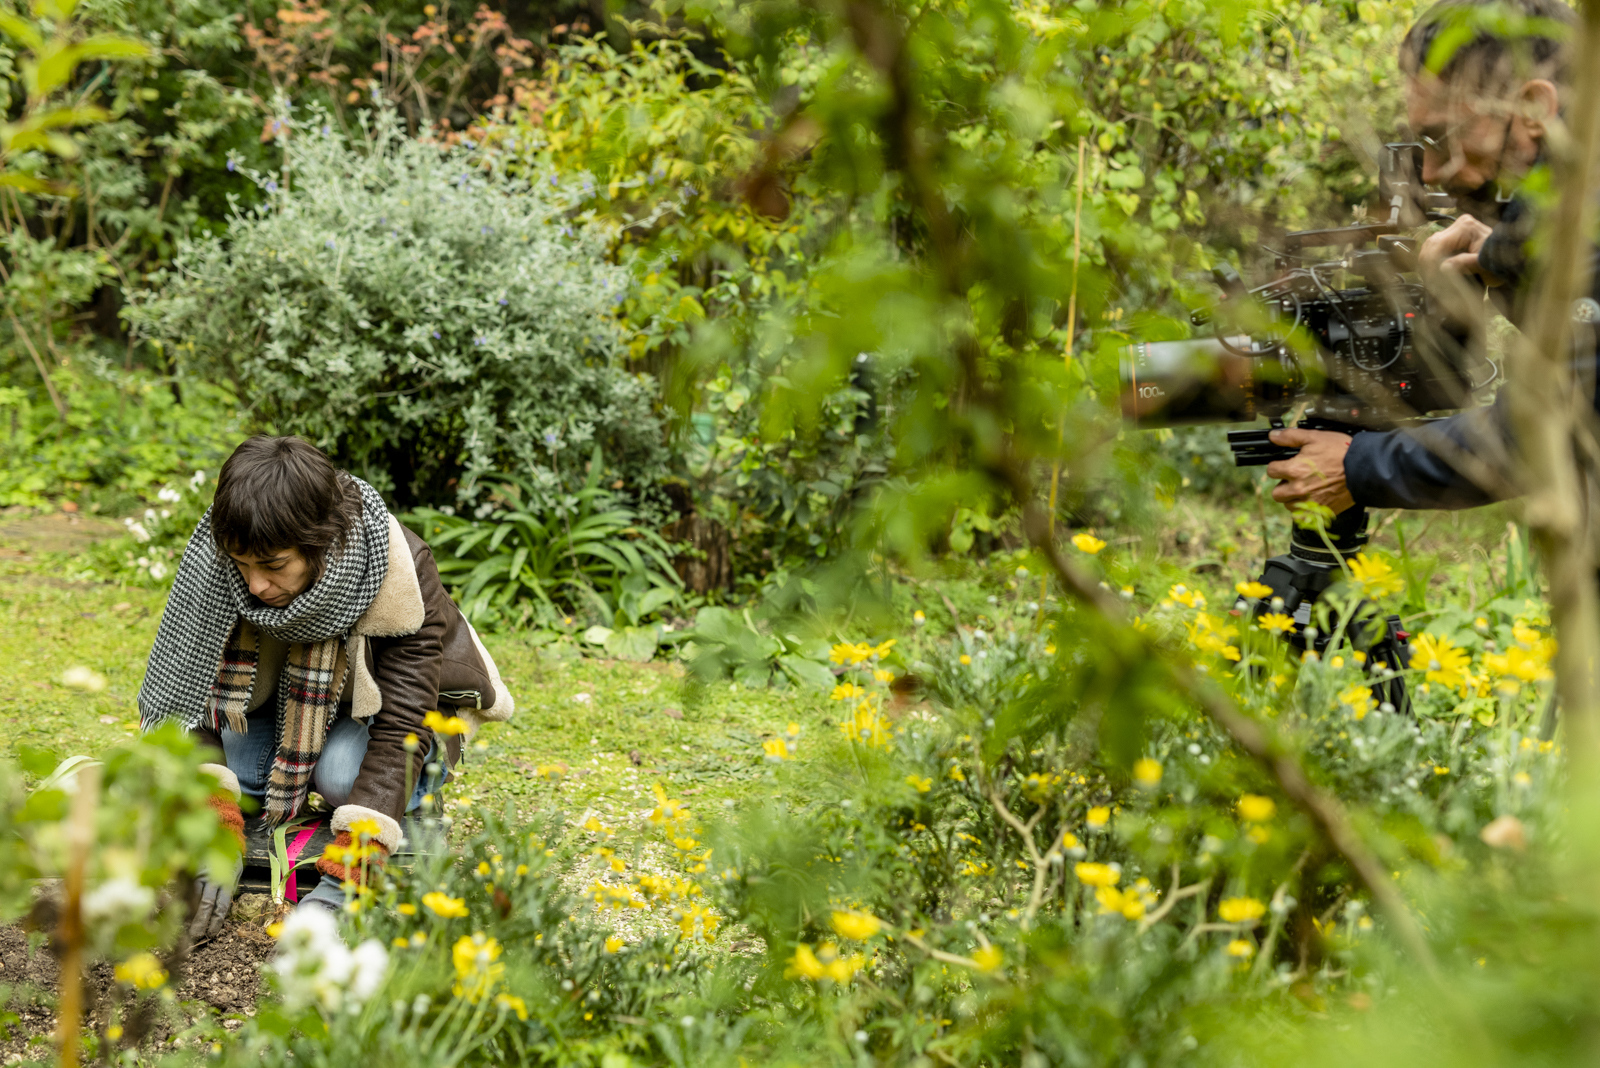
[1119,144,1499,707]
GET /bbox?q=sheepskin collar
[353,515,424,638]
[347,514,424,720]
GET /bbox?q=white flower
[144,508,157,522]
[148,560,169,580]
[124,519,150,543]
[347,940,389,1002]
[62,666,108,692]
[189,470,206,488]
[157,487,182,503]
[273,908,388,1013]
[83,877,156,928]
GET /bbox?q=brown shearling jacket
[194,519,515,849]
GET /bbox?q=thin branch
[7,308,68,420]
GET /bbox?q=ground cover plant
[8,0,1600,1066]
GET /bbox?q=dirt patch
[0,896,278,1062]
[0,512,123,556]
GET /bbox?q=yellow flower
[605,936,625,953]
[762,738,791,762]
[873,668,894,683]
[913,609,926,625]
[959,654,972,665]
[1187,611,1241,660]
[1347,553,1404,598]
[1072,532,1107,555]
[1132,758,1162,788]
[906,774,932,793]
[494,993,528,1020]
[1167,584,1205,609]
[423,892,469,918]
[1235,581,1274,600]
[1410,632,1470,692]
[1256,613,1295,636]
[1434,765,1450,776]
[397,902,417,916]
[1095,885,1145,920]
[839,700,894,750]
[971,945,1003,972]
[831,910,883,941]
[451,933,504,1001]
[349,818,383,840]
[1226,939,1255,958]
[1074,862,1119,888]
[1339,683,1375,720]
[1022,772,1062,800]
[423,710,470,736]
[1237,795,1275,822]
[830,682,865,702]
[1218,897,1266,924]
[114,952,166,990]
[403,732,420,751]
[1085,806,1110,829]
[788,943,861,982]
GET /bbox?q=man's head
[212,436,361,607]
[1400,0,1575,196]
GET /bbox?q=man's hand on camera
[1419,213,1498,286]
[1265,428,1355,514]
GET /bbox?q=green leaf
[605,625,659,663]
[778,653,835,692]
[16,744,59,778]
[0,12,43,50]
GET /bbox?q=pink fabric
[282,825,319,903]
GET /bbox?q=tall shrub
[127,107,666,510]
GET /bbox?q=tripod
[1227,424,1414,715]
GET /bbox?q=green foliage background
[10,1,1594,1068]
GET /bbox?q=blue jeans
[221,709,437,910]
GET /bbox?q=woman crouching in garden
[138,435,513,934]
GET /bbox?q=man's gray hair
[1401,0,1577,93]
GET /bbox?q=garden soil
[0,894,278,1063]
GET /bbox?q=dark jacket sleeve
[1346,397,1518,511]
[342,535,447,824]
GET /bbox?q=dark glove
[188,858,243,943]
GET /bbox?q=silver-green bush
[127,107,666,509]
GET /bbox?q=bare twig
[1136,861,1209,934]
[7,308,67,420]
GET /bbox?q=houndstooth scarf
[138,477,391,824]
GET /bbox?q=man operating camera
[1267,0,1590,515]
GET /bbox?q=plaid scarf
[139,476,391,824]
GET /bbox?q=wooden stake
[57,763,98,1068]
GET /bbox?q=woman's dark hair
[212,436,362,578]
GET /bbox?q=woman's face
[229,547,314,608]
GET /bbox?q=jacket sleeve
[341,540,447,830]
[1345,397,1517,511]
